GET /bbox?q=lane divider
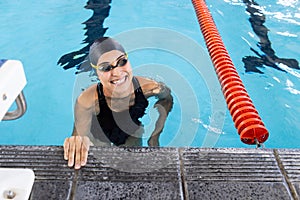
[192,0,269,145]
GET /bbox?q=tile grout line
[178,148,189,200]
[69,169,79,200]
[273,149,299,200]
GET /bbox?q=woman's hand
[63,136,91,169]
[148,134,160,146]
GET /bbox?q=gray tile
[30,180,72,200]
[74,147,182,199]
[186,182,290,200]
[75,181,181,200]
[181,148,291,200]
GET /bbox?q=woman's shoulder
[77,84,98,109]
[135,76,160,97]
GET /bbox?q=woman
[64,37,173,169]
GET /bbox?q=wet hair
[89,37,125,66]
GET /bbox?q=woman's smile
[110,75,128,86]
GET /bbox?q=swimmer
[63,37,173,169]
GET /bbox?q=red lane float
[192,0,269,145]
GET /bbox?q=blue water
[0,0,299,148]
[206,0,300,148]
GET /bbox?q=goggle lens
[93,54,128,72]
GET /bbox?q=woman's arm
[138,77,174,146]
[64,85,96,169]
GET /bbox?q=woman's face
[96,50,133,97]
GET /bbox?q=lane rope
[191,0,269,145]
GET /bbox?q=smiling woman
[64,37,173,169]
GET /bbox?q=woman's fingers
[81,136,90,166]
[63,136,90,169]
[74,136,82,169]
[63,138,70,160]
[68,136,76,167]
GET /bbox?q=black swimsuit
[90,77,148,146]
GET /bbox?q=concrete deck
[0,146,299,200]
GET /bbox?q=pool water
[207,0,300,148]
[0,0,299,148]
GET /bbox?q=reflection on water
[242,0,299,74]
[57,0,112,73]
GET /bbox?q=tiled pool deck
[0,146,299,200]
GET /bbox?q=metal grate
[181,148,284,182]
[277,149,300,182]
[0,145,74,180]
[79,147,180,182]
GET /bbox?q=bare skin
[64,50,173,169]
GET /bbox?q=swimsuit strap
[97,82,106,105]
[132,76,142,93]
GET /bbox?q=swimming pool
[0,0,299,148]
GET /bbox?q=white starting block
[0,168,35,200]
[0,59,27,121]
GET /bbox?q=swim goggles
[91,53,128,72]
